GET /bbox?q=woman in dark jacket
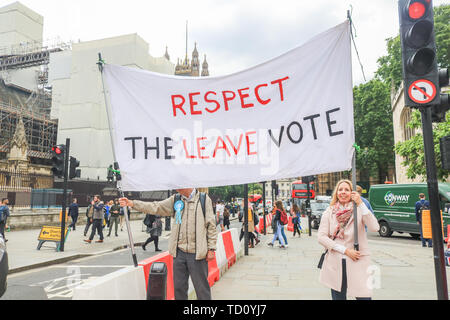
[142,214,162,251]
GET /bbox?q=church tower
[174,22,211,77]
[201,54,209,77]
[191,42,200,76]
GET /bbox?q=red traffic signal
[407,0,431,20]
[51,144,66,178]
[52,146,63,155]
[399,0,440,108]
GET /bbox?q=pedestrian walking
[291,204,302,237]
[239,201,256,248]
[268,200,287,248]
[223,207,230,230]
[108,199,121,237]
[253,209,261,245]
[415,193,432,248]
[0,198,10,242]
[84,195,105,243]
[119,206,125,231]
[119,188,217,300]
[142,214,162,252]
[216,200,225,232]
[318,179,380,300]
[279,212,288,247]
[68,198,79,231]
[84,200,94,237]
[103,200,112,230]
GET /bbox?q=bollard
[147,261,167,300]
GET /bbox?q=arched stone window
[401,107,415,141]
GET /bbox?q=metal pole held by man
[97,53,138,267]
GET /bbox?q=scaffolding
[0,38,69,161]
[0,100,57,159]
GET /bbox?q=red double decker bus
[291,180,315,201]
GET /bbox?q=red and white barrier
[222,230,236,268]
[287,216,294,232]
[207,251,220,287]
[257,213,273,233]
[139,251,175,300]
[73,266,146,300]
[72,227,244,299]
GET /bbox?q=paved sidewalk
[5,218,165,273]
[5,216,450,300]
[211,230,450,300]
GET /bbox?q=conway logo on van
[384,191,410,206]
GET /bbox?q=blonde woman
[318,179,379,300]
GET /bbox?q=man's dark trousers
[70,214,78,230]
[173,249,211,300]
[84,219,93,236]
[0,222,5,239]
[419,222,432,247]
[89,219,104,241]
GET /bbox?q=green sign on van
[368,183,450,238]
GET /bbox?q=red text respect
[170,76,290,117]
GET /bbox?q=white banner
[103,21,354,191]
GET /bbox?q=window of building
[401,107,415,141]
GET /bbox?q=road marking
[51,265,130,268]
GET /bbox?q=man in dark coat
[415,193,432,248]
[68,198,79,231]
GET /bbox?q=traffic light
[51,145,66,178]
[430,69,450,122]
[69,156,81,179]
[399,0,441,107]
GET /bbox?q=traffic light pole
[352,151,359,251]
[421,107,448,300]
[59,138,70,252]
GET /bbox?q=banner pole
[244,184,249,256]
[352,149,359,251]
[97,53,138,267]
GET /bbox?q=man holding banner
[102,20,355,299]
[119,188,217,300]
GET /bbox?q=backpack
[143,214,153,227]
[0,206,6,223]
[174,192,207,219]
[86,205,92,218]
[279,209,288,225]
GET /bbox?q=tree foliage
[353,79,394,182]
[394,110,450,181]
[209,183,263,202]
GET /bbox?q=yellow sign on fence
[38,226,68,242]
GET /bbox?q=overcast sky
[7,0,450,85]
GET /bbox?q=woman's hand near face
[350,192,362,206]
